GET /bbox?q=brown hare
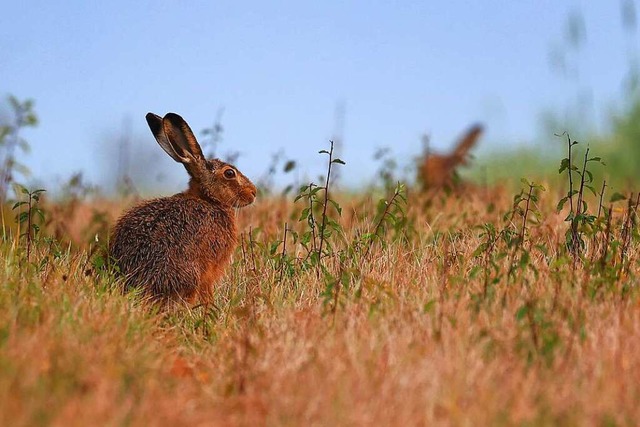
[418,124,483,190]
[109,112,257,304]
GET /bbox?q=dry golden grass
[1,181,639,426]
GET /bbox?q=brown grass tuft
[1,180,639,426]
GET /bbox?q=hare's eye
[223,168,236,179]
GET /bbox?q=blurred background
[1,1,639,197]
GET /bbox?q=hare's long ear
[145,112,190,163]
[162,113,206,164]
[452,124,483,159]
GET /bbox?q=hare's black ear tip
[164,112,185,125]
[145,112,162,131]
[146,112,161,124]
[472,123,484,132]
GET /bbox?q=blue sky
[1,1,634,191]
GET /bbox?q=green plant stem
[520,184,534,248]
[566,134,575,215]
[278,222,288,285]
[363,184,402,261]
[317,140,335,275]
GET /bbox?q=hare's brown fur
[109,113,256,304]
[418,124,483,190]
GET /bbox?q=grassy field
[1,148,639,426]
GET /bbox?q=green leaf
[332,158,346,165]
[472,242,488,258]
[558,158,570,174]
[584,170,593,183]
[310,187,323,197]
[515,304,529,320]
[327,217,341,229]
[282,185,293,195]
[423,299,437,313]
[610,192,626,203]
[328,199,342,216]
[92,256,105,270]
[269,241,280,256]
[300,232,311,246]
[16,212,29,224]
[468,265,482,279]
[518,251,530,268]
[283,160,296,172]
[299,207,310,221]
[556,197,569,212]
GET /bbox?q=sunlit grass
[0,154,638,426]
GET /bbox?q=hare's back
[110,195,236,298]
[113,194,235,253]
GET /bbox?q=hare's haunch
[109,113,256,303]
[418,124,483,190]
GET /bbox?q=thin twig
[590,180,607,265]
[566,134,575,215]
[248,226,257,273]
[363,184,402,260]
[278,222,288,285]
[520,184,534,249]
[599,206,613,270]
[308,183,317,255]
[317,140,335,276]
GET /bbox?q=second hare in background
[109,112,257,304]
[418,124,483,190]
